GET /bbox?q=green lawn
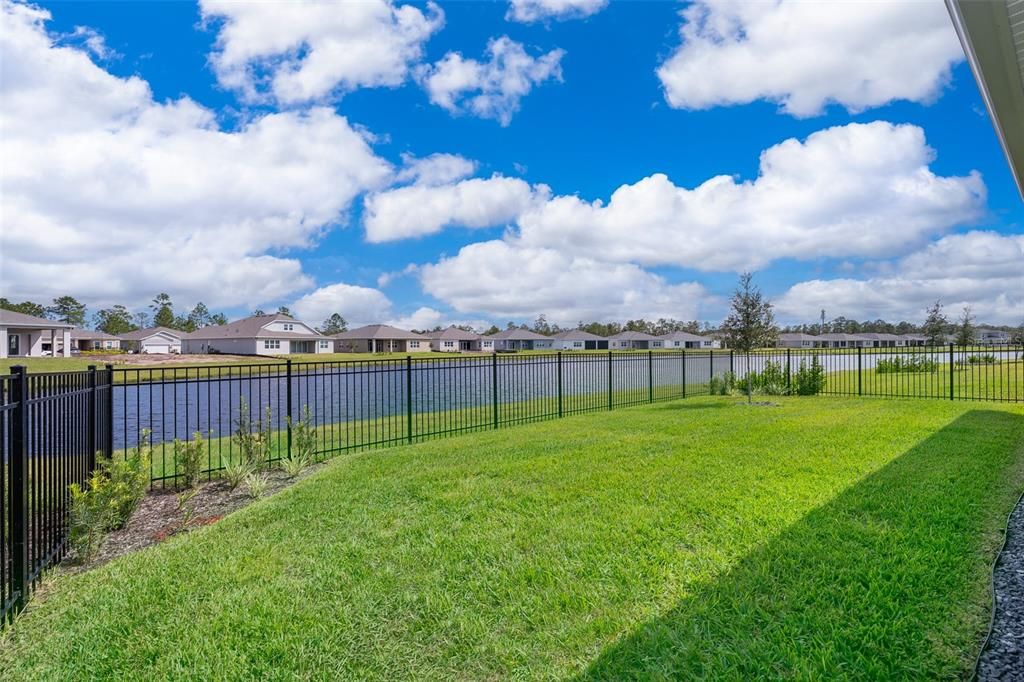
[3,397,1023,679]
[827,360,1023,401]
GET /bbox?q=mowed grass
[3,397,1024,679]
[827,360,1024,401]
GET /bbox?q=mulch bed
[62,464,323,575]
[977,492,1024,681]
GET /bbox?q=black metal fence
[1,366,112,622]
[2,344,1022,621]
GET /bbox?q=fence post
[492,353,499,429]
[10,366,28,611]
[709,349,714,384]
[104,364,114,459]
[681,350,687,398]
[786,349,792,391]
[406,356,413,444]
[949,343,955,401]
[857,347,863,396]
[557,352,563,418]
[729,350,734,376]
[285,359,293,456]
[87,365,97,471]
[648,350,654,403]
[608,351,613,411]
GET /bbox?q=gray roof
[187,314,323,340]
[551,330,606,340]
[779,333,818,341]
[658,331,708,342]
[488,328,551,341]
[118,326,184,342]
[70,328,120,341]
[854,333,901,340]
[423,326,481,341]
[817,333,868,341]
[610,331,659,341]
[0,309,74,328]
[332,324,426,340]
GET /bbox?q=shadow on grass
[576,410,1024,679]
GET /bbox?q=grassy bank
[3,397,1023,678]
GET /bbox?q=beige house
[183,314,331,356]
[64,328,122,353]
[486,328,554,352]
[424,326,494,353]
[332,325,430,353]
[0,310,73,358]
[659,331,718,349]
[608,331,663,350]
[119,327,184,354]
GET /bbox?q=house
[777,333,820,349]
[976,328,1011,345]
[487,328,554,352]
[550,330,608,351]
[815,333,870,349]
[0,309,73,358]
[659,331,718,349]
[424,326,494,353]
[64,328,122,353]
[183,315,331,356]
[332,324,430,353]
[856,333,903,348]
[899,334,928,347]
[119,327,184,354]
[609,331,664,350]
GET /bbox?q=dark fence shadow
[575,410,1024,680]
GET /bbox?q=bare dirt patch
[109,353,266,367]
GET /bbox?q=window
[409,341,420,348]
[573,341,583,348]
[319,340,328,349]
[264,339,281,350]
[282,323,294,331]
[444,341,454,348]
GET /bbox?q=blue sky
[2,0,1021,329]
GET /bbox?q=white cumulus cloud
[0,1,391,310]
[290,282,395,328]
[420,240,710,325]
[515,122,985,271]
[657,0,964,117]
[200,0,443,104]
[776,232,1024,325]
[417,35,564,125]
[506,0,607,23]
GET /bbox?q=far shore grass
[2,397,1023,678]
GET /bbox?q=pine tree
[46,296,87,326]
[93,305,137,334]
[151,293,174,328]
[320,313,348,335]
[922,300,948,346]
[953,306,975,347]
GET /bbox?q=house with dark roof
[182,314,330,356]
[332,324,429,353]
[608,331,663,350]
[486,328,554,352]
[0,309,74,358]
[550,330,608,351]
[119,326,185,354]
[423,326,494,353]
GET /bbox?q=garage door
[145,344,170,354]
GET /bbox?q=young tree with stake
[720,273,778,404]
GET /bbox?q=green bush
[876,357,938,374]
[280,407,318,478]
[223,459,256,492]
[244,471,270,499]
[173,431,207,489]
[736,361,788,395]
[792,358,826,396]
[708,372,734,395]
[67,431,151,560]
[233,398,272,467]
[967,354,998,365]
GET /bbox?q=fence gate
[2,365,113,622]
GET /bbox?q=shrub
[280,405,317,479]
[234,398,272,467]
[709,372,734,396]
[173,431,207,489]
[244,471,270,499]
[968,354,998,365]
[223,459,256,492]
[67,430,151,560]
[876,357,938,374]
[736,361,788,396]
[793,358,826,396]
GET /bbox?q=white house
[63,328,122,353]
[487,328,554,352]
[659,331,718,349]
[183,315,331,356]
[976,328,1012,345]
[815,333,870,349]
[608,331,663,350]
[119,326,184,354]
[332,325,430,353]
[0,310,73,358]
[777,333,820,349]
[550,330,608,351]
[423,326,494,353]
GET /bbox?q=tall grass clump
[876,357,938,374]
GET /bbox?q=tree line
[0,294,232,335]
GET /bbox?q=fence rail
[2,344,1022,622]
